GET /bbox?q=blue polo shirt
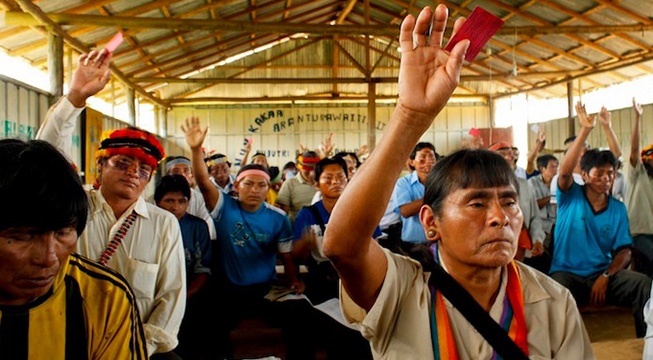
[551,182,633,276]
[391,171,427,243]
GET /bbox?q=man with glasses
[37,49,186,359]
[551,101,650,338]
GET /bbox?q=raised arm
[526,131,545,175]
[323,4,469,311]
[598,106,622,159]
[240,139,252,167]
[558,102,595,192]
[37,49,111,157]
[181,117,221,211]
[629,99,644,167]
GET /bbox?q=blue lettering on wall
[247,109,386,133]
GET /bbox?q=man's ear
[580,170,590,183]
[420,205,441,241]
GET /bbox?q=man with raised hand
[323,5,593,358]
[552,101,650,338]
[37,49,186,359]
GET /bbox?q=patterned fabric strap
[98,210,138,266]
[428,243,529,360]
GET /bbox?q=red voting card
[469,127,481,137]
[104,32,123,52]
[444,7,504,62]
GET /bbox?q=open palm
[181,116,208,150]
[397,6,468,124]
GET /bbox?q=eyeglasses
[320,174,347,184]
[107,156,152,180]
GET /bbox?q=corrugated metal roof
[0,0,650,106]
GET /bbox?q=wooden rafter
[12,0,165,106]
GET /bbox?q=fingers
[399,14,416,53]
[445,39,469,82]
[428,4,448,47]
[80,49,112,68]
[412,7,433,48]
[451,16,467,39]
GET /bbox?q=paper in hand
[444,7,504,62]
[468,127,481,137]
[104,32,124,53]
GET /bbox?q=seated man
[155,175,213,360]
[0,138,147,359]
[488,141,545,262]
[276,151,321,224]
[323,5,593,358]
[164,156,217,240]
[551,101,651,338]
[205,153,237,197]
[181,117,305,359]
[391,142,437,248]
[37,48,186,358]
[527,154,559,273]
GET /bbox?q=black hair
[410,142,436,160]
[283,161,296,171]
[0,139,88,235]
[536,154,558,170]
[315,157,348,183]
[154,174,191,203]
[580,149,616,174]
[424,149,519,217]
[564,136,577,145]
[237,164,270,177]
[268,166,281,183]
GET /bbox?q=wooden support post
[368,82,376,152]
[126,88,136,126]
[567,81,575,138]
[47,31,63,105]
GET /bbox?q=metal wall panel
[528,104,653,166]
[0,77,80,162]
[167,102,491,169]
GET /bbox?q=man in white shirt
[36,49,186,359]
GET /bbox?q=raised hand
[67,49,112,107]
[320,132,334,158]
[575,101,596,129]
[535,130,546,151]
[598,106,612,127]
[396,5,469,126]
[357,144,369,157]
[180,117,208,150]
[633,97,643,119]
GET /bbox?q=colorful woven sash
[428,244,529,360]
[98,210,138,266]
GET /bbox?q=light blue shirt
[551,182,632,276]
[391,171,427,243]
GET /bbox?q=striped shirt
[0,253,148,359]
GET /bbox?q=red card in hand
[444,7,504,62]
[104,32,123,53]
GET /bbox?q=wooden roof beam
[176,36,327,98]
[132,71,583,84]
[168,93,488,105]
[11,0,165,106]
[494,52,653,99]
[4,11,653,36]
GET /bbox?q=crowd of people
[2,3,653,360]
